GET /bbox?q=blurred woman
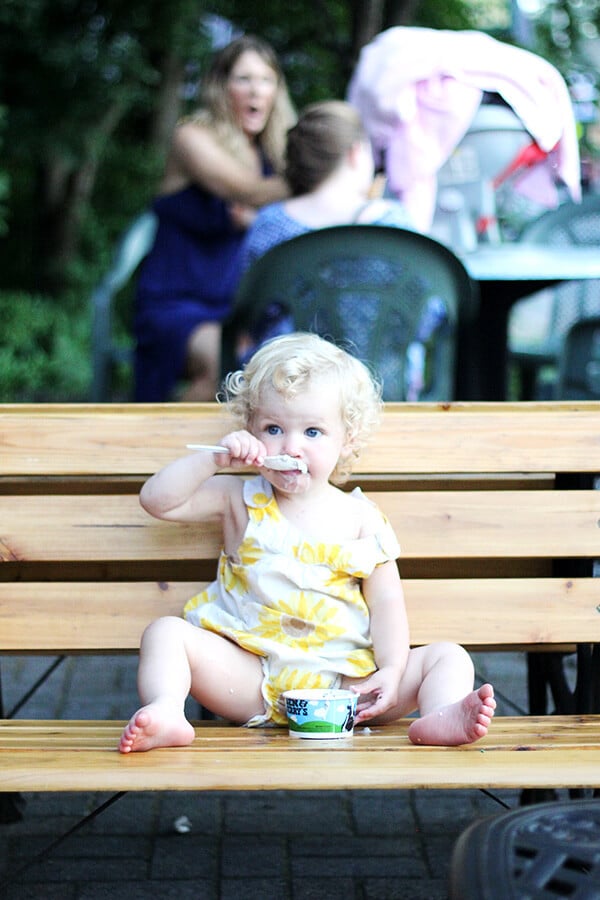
[134,35,296,401]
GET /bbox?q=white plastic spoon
[186,445,308,473]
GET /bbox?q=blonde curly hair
[219,333,382,484]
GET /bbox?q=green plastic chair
[90,211,157,402]
[221,225,475,401]
[508,193,600,398]
[556,315,600,399]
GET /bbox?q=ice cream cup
[282,689,357,739]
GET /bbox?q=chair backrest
[221,225,475,401]
[557,315,600,399]
[521,193,600,245]
[519,194,600,346]
[90,211,158,402]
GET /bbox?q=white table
[457,244,600,399]
[461,244,600,286]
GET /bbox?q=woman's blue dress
[134,164,270,401]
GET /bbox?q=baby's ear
[339,436,359,463]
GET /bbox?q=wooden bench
[1,401,600,800]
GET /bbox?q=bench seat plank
[1,578,598,652]
[1,718,599,792]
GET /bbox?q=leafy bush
[0,292,91,401]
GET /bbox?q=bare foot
[118,701,195,753]
[408,683,496,746]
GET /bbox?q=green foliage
[77,138,163,295]
[0,292,91,401]
[213,0,353,102]
[414,0,475,30]
[1,0,156,162]
[0,107,8,236]
[534,0,580,66]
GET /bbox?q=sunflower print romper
[183,475,400,725]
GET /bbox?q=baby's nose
[281,437,301,456]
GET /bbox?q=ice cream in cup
[282,689,357,739]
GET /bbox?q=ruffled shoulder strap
[243,475,278,511]
[350,486,401,561]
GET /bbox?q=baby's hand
[216,431,266,468]
[350,666,401,723]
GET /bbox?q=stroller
[348,27,581,251]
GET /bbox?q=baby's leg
[405,643,495,746]
[119,616,264,753]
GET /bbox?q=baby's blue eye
[267,424,281,435]
[305,428,320,438]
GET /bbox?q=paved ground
[0,650,573,899]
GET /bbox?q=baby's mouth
[263,455,307,474]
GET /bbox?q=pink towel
[348,27,581,231]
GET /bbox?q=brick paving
[0,650,560,899]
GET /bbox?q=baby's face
[250,380,348,492]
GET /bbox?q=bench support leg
[0,663,25,823]
[0,791,127,889]
[0,793,25,825]
[526,651,577,716]
[523,645,600,806]
[1,656,67,823]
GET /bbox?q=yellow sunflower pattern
[324,569,365,608]
[183,475,400,726]
[248,490,282,524]
[345,648,378,676]
[294,540,352,571]
[253,591,347,651]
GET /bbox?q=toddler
[119,333,494,753]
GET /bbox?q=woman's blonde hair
[186,35,296,173]
[285,100,367,195]
[220,333,382,484]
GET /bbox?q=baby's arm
[352,560,410,723]
[140,430,267,523]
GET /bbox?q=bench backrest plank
[0,577,598,653]
[2,490,599,563]
[2,402,600,476]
